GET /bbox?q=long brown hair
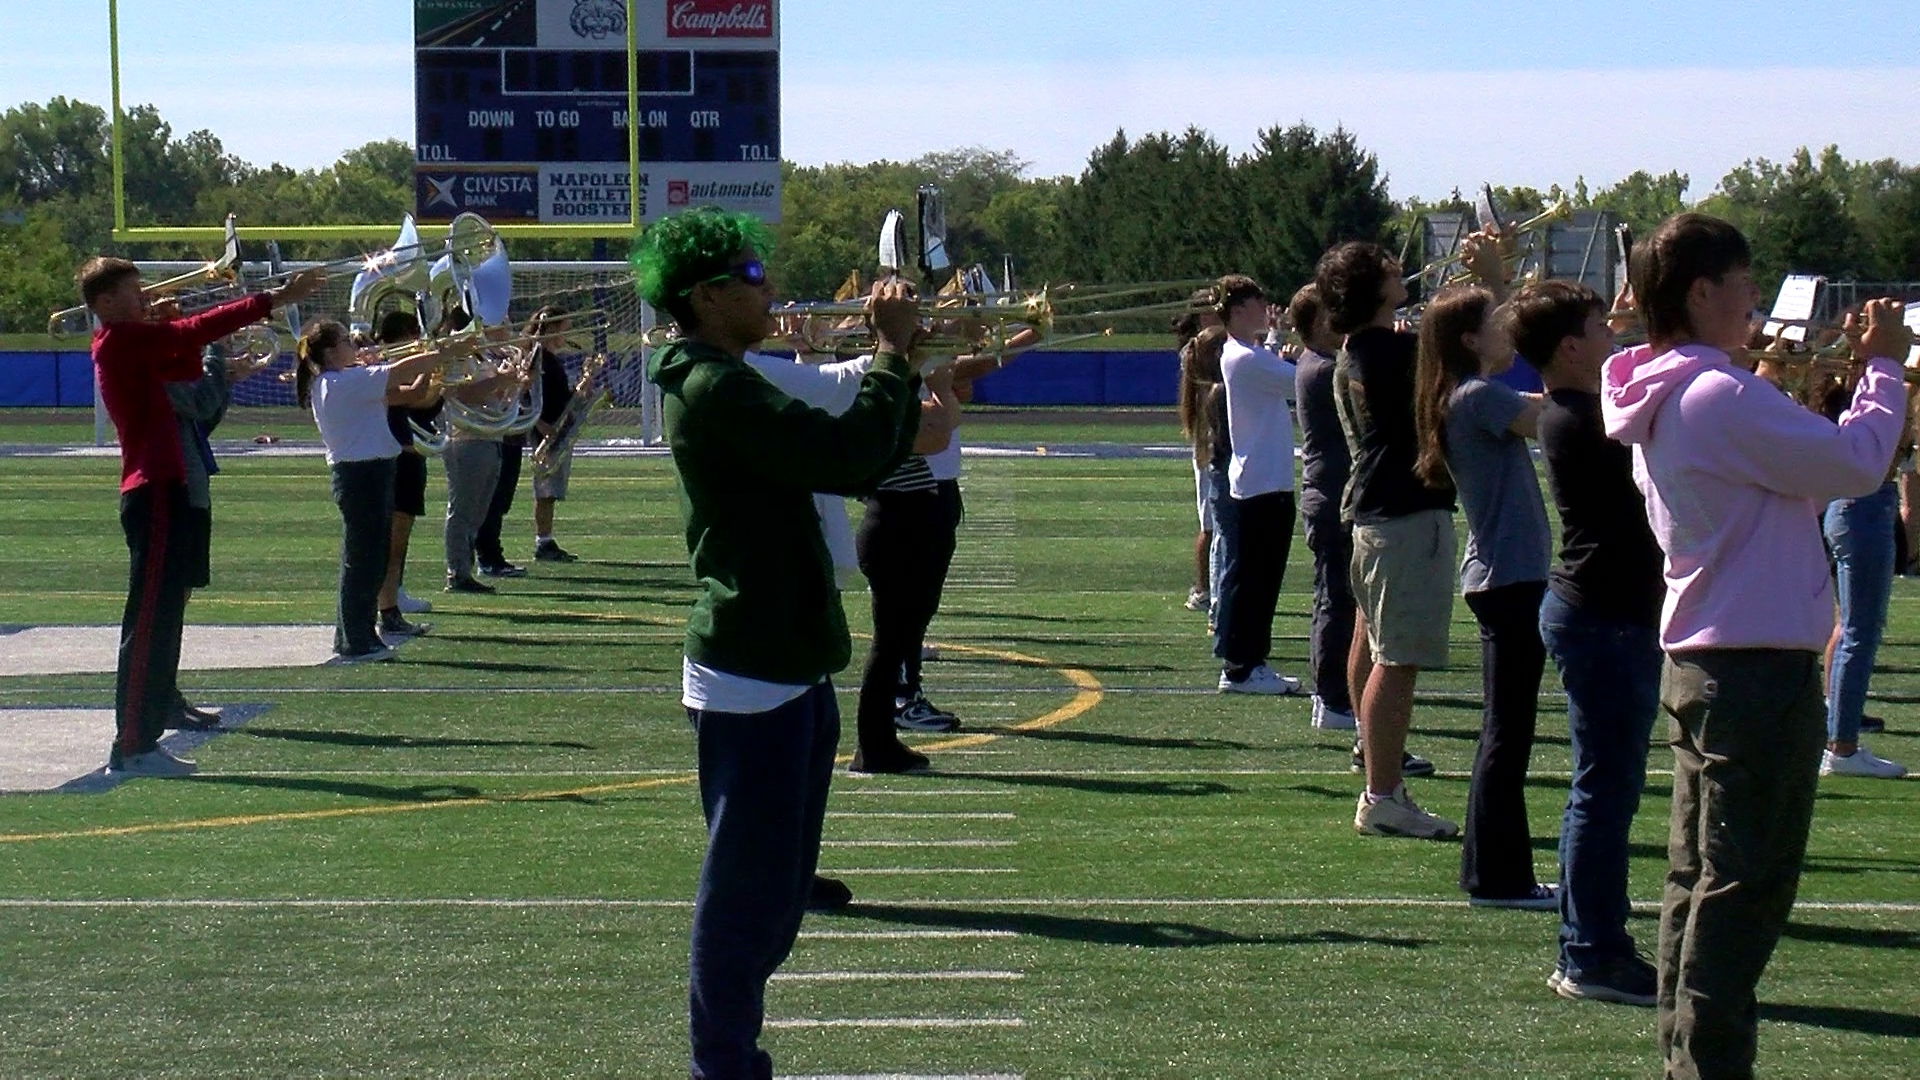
[295,318,351,410]
[1412,287,1496,490]
[1178,326,1229,465]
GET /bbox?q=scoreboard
[412,0,780,225]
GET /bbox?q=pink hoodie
[1602,344,1907,654]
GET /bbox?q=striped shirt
[875,454,939,494]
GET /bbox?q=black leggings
[475,436,525,568]
[331,457,396,654]
[854,484,961,753]
[1460,579,1548,898]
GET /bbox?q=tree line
[4,95,1919,333]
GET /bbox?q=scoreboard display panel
[413,0,780,224]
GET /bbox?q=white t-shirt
[682,657,813,713]
[312,365,404,465]
[1220,336,1297,499]
[925,417,962,481]
[743,351,872,587]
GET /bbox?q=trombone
[47,214,244,334]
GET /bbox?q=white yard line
[770,971,1024,983]
[825,869,1020,876]
[2,897,1913,913]
[820,841,1018,848]
[826,812,1017,820]
[797,930,1019,940]
[766,1018,1025,1030]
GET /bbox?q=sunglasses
[685,259,767,294]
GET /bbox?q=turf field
[1,432,1916,1078]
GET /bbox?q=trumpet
[1405,198,1574,289]
[48,214,243,334]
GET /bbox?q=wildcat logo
[570,0,626,40]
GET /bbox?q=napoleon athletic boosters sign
[667,1,772,38]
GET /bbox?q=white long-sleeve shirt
[1220,336,1296,499]
[744,352,873,588]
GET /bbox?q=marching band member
[1514,280,1663,1006]
[79,256,321,776]
[527,309,583,563]
[1174,295,1224,613]
[1411,283,1556,909]
[1601,212,1910,1076]
[163,340,260,730]
[1288,284,1359,729]
[1211,275,1302,695]
[374,310,437,639]
[440,311,524,593]
[296,318,455,663]
[1320,240,1457,838]
[634,207,923,1080]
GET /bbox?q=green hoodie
[645,340,920,685]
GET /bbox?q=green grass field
[1,431,1916,1078]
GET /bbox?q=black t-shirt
[1333,327,1455,525]
[387,401,443,450]
[1538,388,1664,626]
[1294,347,1349,526]
[537,345,575,426]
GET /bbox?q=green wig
[630,207,774,311]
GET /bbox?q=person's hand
[923,362,956,395]
[147,297,181,322]
[1460,230,1506,289]
[1857,299,1914,363]
[272,267,326,307]
[1606,284,1637,332]
[867,277,921,360]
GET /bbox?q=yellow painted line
[0,643,1102,845]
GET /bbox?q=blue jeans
[1539,589,1661,977]
[687,681,839,1080]
[1824,481,1898,745]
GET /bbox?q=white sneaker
[1218,665,1302,695]
[329,644,396,665]
[1820,745,1907,779]
[108,746,198,778]
[1311,696,1357,730]
[1354,785,1460,839]
[396,587,433,615]
[1184,588,1210,612]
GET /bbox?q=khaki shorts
[533,453,572,501]
[1351,508,1456,669]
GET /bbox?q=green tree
[1589,169,1689,236]
[1238,124,1395,297]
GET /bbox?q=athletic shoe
[329,644,396,665]
[1820,745,1908,779]
[379,611,432,639]
[1351,739,1436,778]
[445,577,497,594]
[894,693,960,732]
[1470,884,1560,911]
[1550,953,1657,1007]
[479,562,527,578]
[1218,665,1302,695]
[107,746,197,778]
[848,746,932,775]
[1354,785,1459,839]
[396,588,433,615]
[1184,588,1209,612]
[533,539,579,563]
[167,696,222,731]
[807,875,854,912]
[1858,714,1887,734]
[1311,696,1357,731]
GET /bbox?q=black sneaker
[534,539,579,563]
[807,875,853,911]
[1859,714,1887,734]
[1550,953,1657,1007]
[445,577,497,594]
[894,693,960,732]
[379,609,432,638]
[848,746,932,775]
[1351,739,1435,777]
[166,701,222,731]
[479,562,527,578]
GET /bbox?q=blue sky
[4,0,1917,201]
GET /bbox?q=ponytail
[295,318,350,410]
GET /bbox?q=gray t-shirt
[1444,376,1550,593]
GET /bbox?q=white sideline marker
[825,868,1019,876]
[827,812,1016,820]
[834,789,1015,796]
[792,1074,1021,1079]
[770,970,1024,983]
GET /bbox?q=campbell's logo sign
[668,0,772,37]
